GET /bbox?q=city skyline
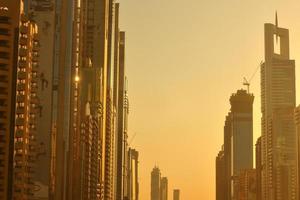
[120,0,300,199]
[1,0,300,200]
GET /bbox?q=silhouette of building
[151,167,161,200]
[160,177,168,200]
[261,18,297,200]
[256,137,262,200]
[173,189,180,200]
[235,169,256,200]
[216,148,226,200]
[223,115,232,200]
[295,106,300,199]
[217,89,254,200]
[127,148,139,200]
[116,30,130,200]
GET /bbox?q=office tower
[0,1,40,199]
[13,8,40,200]
[66,0,112,199]
[227,89,254,199]
[80,101,100,200]
[235,169,256,200]
[216,148,225,200]
[173,189,180,200]
[26,1,55,198]
[151,167,161,200]
[261,19,297,200]
[116,31,129,200]
[256,137,262,200]
[295,105,300,198]
[128,148,139,200]
[0,1,21,199]
[230,89,254,173]
[50,0,74,199]
[160,177,168,200]
[223,115,231,200]
[218,89,254,200]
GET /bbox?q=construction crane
[243,61,263,93]
[128,132,137,146]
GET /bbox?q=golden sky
[120,0,300,199]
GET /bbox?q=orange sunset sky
[119,0,300,199]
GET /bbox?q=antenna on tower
[243,61,263,93]
[275,11,279,43]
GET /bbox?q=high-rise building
[261,19,297,200]
[26,1,55,198]
[160,177,168,200]
[151,167,161,200]
[223,115,231,200]
[127,148,139,200]
[295,106,300,200]
[0,1,40,199]
[218,89,254,200]
[256,137,262,200]
[67,0,112,199]
[0,1,21,199]
[235,169,256,200]
[116,30,129,200]
[173,189,180,200]
[216,148,226,200]
[50,0,74,199]
[13,7,40,200]
[229,89,254,175]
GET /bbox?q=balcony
[16,94,25,102]
[17,71,26,80]
[14,141,24,150]
[15,118,25,126]
[19,37,27,45]
[17,83,26,91]
[19,48,27,57]
[15,129,24,138]
[18,60,27,68]
[16,107,25,114]
[20,25,28,34]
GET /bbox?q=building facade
[173,189,180,200]
[261,22,298,200]
[160,177,168,200]
[216,148,226,200]
[0,1,21,198]
[151,167,161,200]
[128,148,139,200]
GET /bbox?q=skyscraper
[27,1,55,198]
[13,11,39,200]
[236,169,256,200]
[261,19,297,200]
[217,89,254,200]
[229,89,254,174]
[0,1,40,199]
[216,148,226,200]
[173,189,180,200]
[128,148,139,200]
[0,1,21,198]
[256,137,262,200]
[160,177,168,200]
[151,167,161,200]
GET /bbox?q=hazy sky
[119,0,300,199]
